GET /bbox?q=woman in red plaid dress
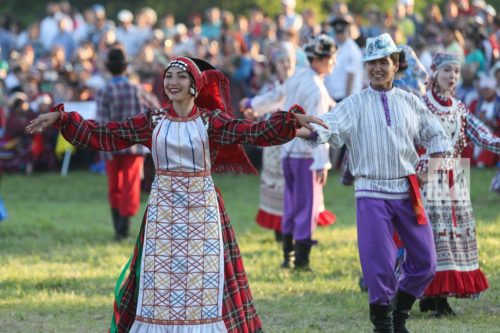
[27,56,325,333]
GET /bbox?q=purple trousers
[357,197,436,305]
[282,157,322,243]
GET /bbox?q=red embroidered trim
[163,111,201,122]
[156,169,211,177]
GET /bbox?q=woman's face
[366,56,398,90]
[164,66,193,102]
[275,55,294,82]
[436,63,460,93]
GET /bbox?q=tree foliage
[1,0,499,28]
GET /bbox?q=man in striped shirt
[96,47,159,240]
[305,34,451,332]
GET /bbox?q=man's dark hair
[389,52,400,66]
[105,48,128,75]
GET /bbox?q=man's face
[313,54,336,75]
[366,56,398,90]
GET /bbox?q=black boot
[419,297,436,313]
[433,297,455,317]
[392,290,416,333]
[370,304,394,333]
[293,241,312,271]
[117,215,131,240]
[281,234,294,268]
[111,208,121,240]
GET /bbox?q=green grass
[1,169,499,332]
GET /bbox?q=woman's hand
[296,127,312,138]
[294,113,328,131]
[315,169,328,186]
[25,112,61,134]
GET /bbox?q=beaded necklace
[424,91,468,157]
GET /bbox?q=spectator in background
[172,23,195,56]
[39,2,60,53]
[278,0,303,39]
[469,74,500,167]
[444,1,460,25]
[187,13,203,40]
[87,4,115,48]
[0,60,8,103]
[393,2,416,44]
[457,63,479,105]
[16,22,44,61]
[325,16,363,103]
[299,8,320,46]
[442,23,465,63]
[422,3,444,46]
[249,6,265,41]
[201,6,222,41]
[116,10,140,58]
[159,13,177,40]
[135,7,156,48]
[0,92,36,173]
[51,14,76,62]
[361,5,384,39]
[491,61,500,93]
[400,0,422,34]
[465,32,487,74]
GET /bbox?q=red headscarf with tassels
[163,57,257,175]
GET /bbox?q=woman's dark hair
[396,50,407,72]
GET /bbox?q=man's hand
[416,172,429,186]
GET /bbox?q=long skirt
[110,186,263,332]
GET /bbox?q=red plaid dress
[54,104,301,332]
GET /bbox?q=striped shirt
[309,86,451,199]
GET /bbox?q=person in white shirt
[303,33,451,332]
[325,16,363,102]
[116,9,141,58]
[242,34,336,271]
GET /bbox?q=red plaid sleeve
[53,104,153,151]
[207,109,299,147]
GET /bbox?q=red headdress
[163,56,258,175]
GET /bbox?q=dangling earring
[189,86,196,96]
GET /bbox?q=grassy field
[1,169,499,333]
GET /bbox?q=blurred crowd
[0,0,498,174]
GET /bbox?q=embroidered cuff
[288,104,305,115]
